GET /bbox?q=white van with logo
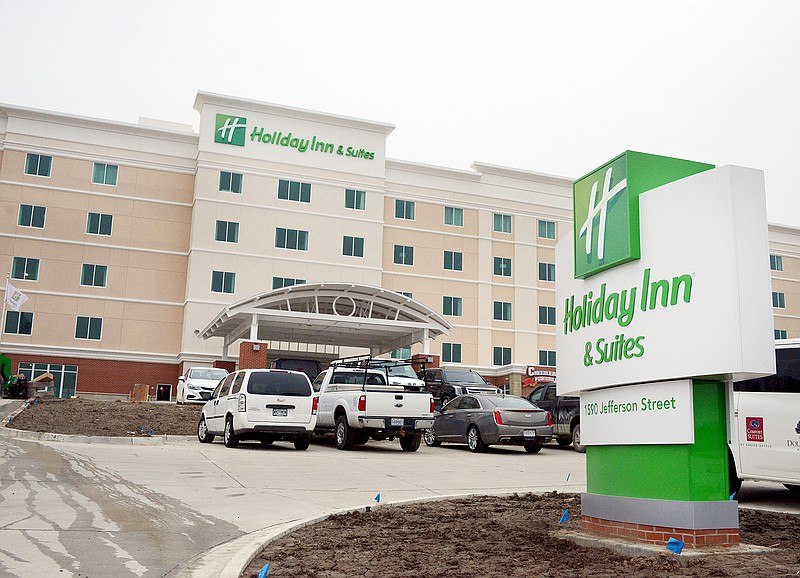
[197,369,317,450]
[729,340,800,493]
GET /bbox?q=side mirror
[178,376,186,382]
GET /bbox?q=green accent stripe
[586,380,729,502]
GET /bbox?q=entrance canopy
[198,283,452,357]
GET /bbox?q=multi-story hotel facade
[1,92,798,399]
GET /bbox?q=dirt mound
[246,493,800,577]
[7,397,202,436]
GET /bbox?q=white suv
[197,369,318,450]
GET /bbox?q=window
[219,171,243,193]
[493,257,512,277]
[81,264,107,287]
[211,271,236,294]
[272,277,306,290]
[444,251,463,271]
[86,212,113,236]
[493,213,512,233]
[345,188,366,210]
[75,316,102,340]
[18,363,77,399]
[444,206,463,227]
[538,219,556,239]
[493,346,511,366]
[278,179,311,203]
[442,343,462,363]
[772,291,786,308]
[275,228,309,251]
[539,306,556,325]
[493,301,512,321]
[539,262,556,282]
[775,329,788,340]
[18,204,46,228]
[390,346,412,359]
[770,254,784,272]
[4,311,33,335]
[539,350,557,367]
[393,245,414,265]
[92,162,118,186]
[25,153,52,177]
[11,257,39,281]
[343,236,364,257]
[394,199,415,220]
[398,291,413,299]
[215,220,239,243]
[442,296,463,316]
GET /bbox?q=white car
[177,367,229,404]
[197,369,318,450]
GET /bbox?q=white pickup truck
[312,365,435,451]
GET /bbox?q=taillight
[358,395,366,412]
[493,410,504,425]
[430,396,436,413]
[238,393,246,412]
[312,397,319,415]
[547,411,553,426]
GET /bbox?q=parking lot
[0,433,587,577]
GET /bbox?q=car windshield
[247,372,311,396]
[486,396,538,410]
[383,365,418,378]
[188,368,228,380]
[443,369,488,385]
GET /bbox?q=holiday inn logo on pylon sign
[215,114,247,146]
[572,151,715,279]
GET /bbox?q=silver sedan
[424,394,553,453]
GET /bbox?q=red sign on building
[745,417,764,442]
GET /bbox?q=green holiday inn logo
[573,151,715,280]
[214,114,247,146]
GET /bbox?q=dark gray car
[423,394,553,453]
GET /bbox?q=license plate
[523,430,535,438]
[273,408,288,417]
[391,418,404,427]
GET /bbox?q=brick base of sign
[582,515,739,548]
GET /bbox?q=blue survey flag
[375,493,381,503]
[666,537,684,554]
[729,492,737,500]
[558,509,569,524]
[258,562,270,577]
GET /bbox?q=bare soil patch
[6,397,202,436]
[246,493,800,577]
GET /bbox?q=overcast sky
[4,1,799,226]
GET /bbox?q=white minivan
[197,369,318,450]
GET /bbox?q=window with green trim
[92,162,118,186]
[18,204,46,228]
[442,342,462,363]
[5,311,33,335]
[444,251,463,271]
[211,271,236,294]
[215,220,239,243]
[25,153,52,177]
[770,254,783,272]
[75,316,102,340]
[493,346,511,366]
[539,350,556,367]
[81,264,107,287]
[772,291,786,308]
[272,277,306,289]
[278,179,311,203]
[442,296,462,317]
[493,213,512,233]
[345,189,366,210]
[539,306,556,325]
[444,206,463,226]
[493,257,512,277]
[538,219,556,239]
[11,257,39,281]
[219,171,243,193]
[394,199,415,220]
[343,236,364,257]
[390,346,411,359]
[275,228,309,251]
[87,212,113,236]
[538,262,556,282]
[393,245,414,265]
[775,329,788,340]
[493,301,512,321]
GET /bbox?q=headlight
[187,384,200,390]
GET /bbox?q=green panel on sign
[214,114,247,147]
[586,381,729,502]
[573,151,714,279]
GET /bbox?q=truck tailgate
[364,391,431,418]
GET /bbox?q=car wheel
[572,424,585,453]
[423,428,441,447]
[294,435,311,451]
[556,438,572,447]
[197,416,214,444]
[524,442,543,454]
[223,416,239,448]
[400,433,421,452]
[335,416,355,450]
[440,395,452,407]
[467,426,486,453]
